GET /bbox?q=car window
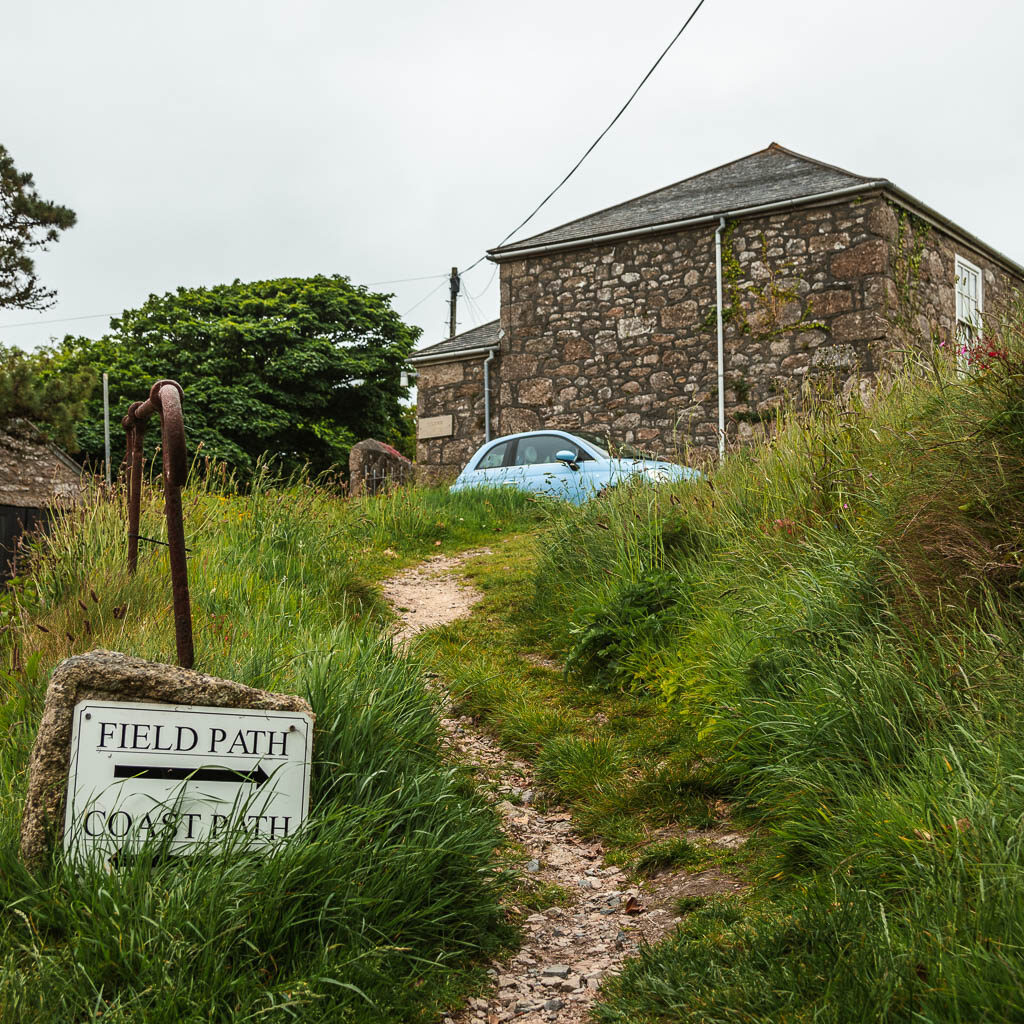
[513,434,590,466]
[474,440,511,470]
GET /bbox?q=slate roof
[490,144,884,257]
[410,319,501,362]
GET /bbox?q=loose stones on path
[440,708,695,1024]
[382,552,743,1023]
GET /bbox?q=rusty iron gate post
[122,379,194,668]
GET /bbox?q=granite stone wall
[414,356,489,482]
[879,203,1020,358]
[496,195,900,456]
[415,194,1022,477]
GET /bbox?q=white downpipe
[483,348,496,442]
[715,216,726,463]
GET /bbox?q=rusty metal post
[122,380,194,668]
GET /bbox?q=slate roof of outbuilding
[490,144,882,257]
[410,319,501,362]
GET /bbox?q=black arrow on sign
[113,764,270,786]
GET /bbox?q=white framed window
[954,254,983,365]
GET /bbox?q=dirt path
[380,550,491,644]
[383,551,742,1024]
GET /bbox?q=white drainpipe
[715,216,726,463]
[483,348,497,442]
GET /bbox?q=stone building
[0,422,82,579]
[411,144,1024,479]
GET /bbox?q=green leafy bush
[563,570,681,691]
[53,275,419,478]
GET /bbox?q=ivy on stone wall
[889,205,931,343]
[703,223,825,343]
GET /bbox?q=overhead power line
[364,273,448,287]
[0,312,113,330]
[459,0,711,275]
[402,279,448,317]
[463,284,486,326]
[0,275,449,331]
[463,264,499,301]
[20,7,710,340]
[391,0,714,312]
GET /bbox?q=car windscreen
[572,433,610,457]
[575,432,658,461]
[608,442,661,461]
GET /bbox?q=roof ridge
[492,143,867,255]
[491,146,770,254]
[490,144,874,256]
[765,142,877,183]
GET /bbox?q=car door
[509,434,588,502]
[465,438,515,489]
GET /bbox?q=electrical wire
[459,0,710,276]
[402,279,448,317]
[0,312,113,330]
[364,273,448,287]
[15,9,710,339]
[0,276,449,332]
[463,286,486,326]
[4,9,708,344]
[463,263,498,301]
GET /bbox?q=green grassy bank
[6,313,1024,1022]
[0,480,541,1022]
[538,322,1024,1021]
[417,313,1024,1021]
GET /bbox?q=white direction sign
[64,700,313,859]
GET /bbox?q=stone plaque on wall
[418,414,454,439]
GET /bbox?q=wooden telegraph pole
[448,267,460,338]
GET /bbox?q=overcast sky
[3,0,1022,357]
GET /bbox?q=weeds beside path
[0,487,543,1024]
[383,548,742,1024]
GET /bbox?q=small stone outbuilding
[412,143,1024,480]
[0,422,82,579]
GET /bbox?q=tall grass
[0,476,540,1021]
[2,470,541,687]
[1,630,510,1022]
[530,307,1024,1020]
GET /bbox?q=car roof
[471,430,607,462]
[481,429,592,445]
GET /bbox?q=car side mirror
[555,450,580,470]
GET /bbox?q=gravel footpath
[382,550,743,1024]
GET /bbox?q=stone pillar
[348,439,414,496]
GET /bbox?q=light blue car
[449,429,699,504]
